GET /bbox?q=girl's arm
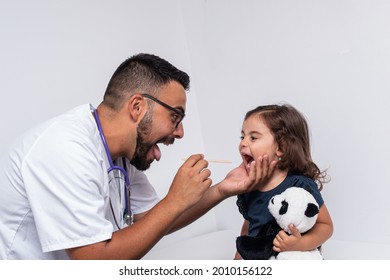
[272,204,333,252]
[234,220,249,259]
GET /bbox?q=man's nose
[173,122,184,139]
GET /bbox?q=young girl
[235,104,333,259]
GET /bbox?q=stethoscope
[92,107,133,227]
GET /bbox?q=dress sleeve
[300,178,325,207]
[236,194,249,220]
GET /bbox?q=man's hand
[217,155,277,198]
[165,154,212,211]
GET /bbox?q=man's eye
[172,114,180,123]
[250,136,258,141]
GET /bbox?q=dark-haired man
[0,53,274,259]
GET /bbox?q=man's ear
[127,94,146,122]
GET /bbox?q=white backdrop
[182,0,390,254]
[1,0,390,259]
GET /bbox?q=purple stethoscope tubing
[93,108,132,226]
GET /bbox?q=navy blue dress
[236,174,324,237]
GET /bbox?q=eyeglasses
[142,93,185,128]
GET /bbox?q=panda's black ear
[305,203,319,218]
[279,200,288,215]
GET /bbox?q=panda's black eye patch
[270,198,274,204]
[279,200,288,215]
[305,203,319,217]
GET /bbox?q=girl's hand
[273,224,303,252]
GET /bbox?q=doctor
[0,53,275,259]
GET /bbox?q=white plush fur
[268,187,323,260]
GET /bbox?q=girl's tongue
[243,155,254,174]
[245,162,251,174]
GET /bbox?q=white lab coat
[0,104,159,259]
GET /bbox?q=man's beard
[130,110,154,171]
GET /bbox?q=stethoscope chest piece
[124,213,134,226]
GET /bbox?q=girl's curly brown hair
[245,104,328,190]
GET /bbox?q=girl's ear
[127,94,146,122]
[276,147,284,158]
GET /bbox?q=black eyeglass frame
[142,93,185,128]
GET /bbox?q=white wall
[0,0,215,244]
[0,0,203,186]
[1,0,390,259]
[181,0,390,258]
[0,0,195,149]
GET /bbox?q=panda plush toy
[236,187,323,260]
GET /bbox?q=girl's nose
[239,138,247,148]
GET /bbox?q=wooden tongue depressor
[182,158,232,163]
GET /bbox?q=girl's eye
[240,135,258,141]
